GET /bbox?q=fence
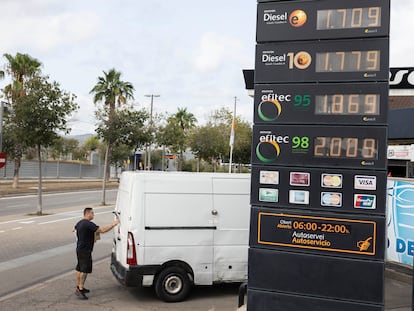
[0,160,105,179]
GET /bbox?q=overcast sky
[0,0,411,135]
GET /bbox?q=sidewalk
[0,179,118,197]
[0,257,412,311]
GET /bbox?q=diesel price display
[256,0,390,42]
[251,125,387,170]
[255,38,389,83]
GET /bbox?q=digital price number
[255,38,389,83]
[252,125,387,169]
[314,137,377,160]
[315,51,379,72]
[254,83,388,125]
[317,7,381,30]
[315,94,379,115]
[257,0,390,42]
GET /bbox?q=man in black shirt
[74,207,119,299]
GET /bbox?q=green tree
[90,68,134,204]
[2,52,42,188]
[90,69,134,176]
[13,75,78,214]
[50,137,79,160]
[157,107,196,170]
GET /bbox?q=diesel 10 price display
[254,82,388,125]
[251,125,387,170]
[257,0,390,42]
[255,38,389,83]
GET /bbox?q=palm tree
[90,68,134,204]
[3,53,42,188]
[172,108,197,170]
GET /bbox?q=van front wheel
[154,266,192,302]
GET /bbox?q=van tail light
[127,232,137,266]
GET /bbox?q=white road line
[11,227,22,231]
[0,230,5,233]
[0,189,117,200]
[0,205,114,225]
[19,221,35,224]
[37,210,113,225]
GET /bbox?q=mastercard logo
[294,52,312,69]
[256,140,281,163]
[258,99,282,122]
[290,10,307,27]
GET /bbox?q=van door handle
[211,209,218,216]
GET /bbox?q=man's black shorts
[76,251,93,273]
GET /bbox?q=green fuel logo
[258,99,282,121]
[256,133,289,163]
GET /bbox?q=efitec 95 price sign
[251,125,387,170]
[257,0,390,42]
[254,82,388,125]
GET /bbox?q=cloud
[0,1,100,54]
[193,32,243,73]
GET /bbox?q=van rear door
[212,175,250,282]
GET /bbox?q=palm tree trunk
[12,146,21,188]
[37,144,43,215]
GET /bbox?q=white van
[110,171,250,302]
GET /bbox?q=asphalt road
[0,189,117,217]
[0,204,116,298]
[0,190,242,310]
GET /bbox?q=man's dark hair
[84,207,93,215]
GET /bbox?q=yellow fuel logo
[357,237,373,252]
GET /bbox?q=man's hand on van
[96,219,120,234]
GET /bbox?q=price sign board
[254,82,388,125]
[255,38,389,83]
[251,125,387,170]
[257,0,390,42]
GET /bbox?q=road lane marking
[11,227,22,231]
[19,221,35,224]
[37,210,114,225]
[0,189,118,200]
[0,230,4,233]
[0,205,114,225]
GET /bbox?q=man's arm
[96,219,120,234]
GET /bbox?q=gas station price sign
[257,0,390,42]
[254,82,388,125]
[252,125,387,170]
[249,208,386,260]
[255,38,389,83]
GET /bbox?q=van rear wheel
[154,266,192,302]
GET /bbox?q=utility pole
[229,96,238,173]
[144,94,160,170]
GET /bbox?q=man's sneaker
[75,288,88,300]
[77,286,90,293]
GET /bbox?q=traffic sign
[0,153,6,168]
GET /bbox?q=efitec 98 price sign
[255,38,389,83]
[257,0,390,42]
[254,82,388,125]
[251,125,387,170]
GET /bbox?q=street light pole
[144,94,160,170]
